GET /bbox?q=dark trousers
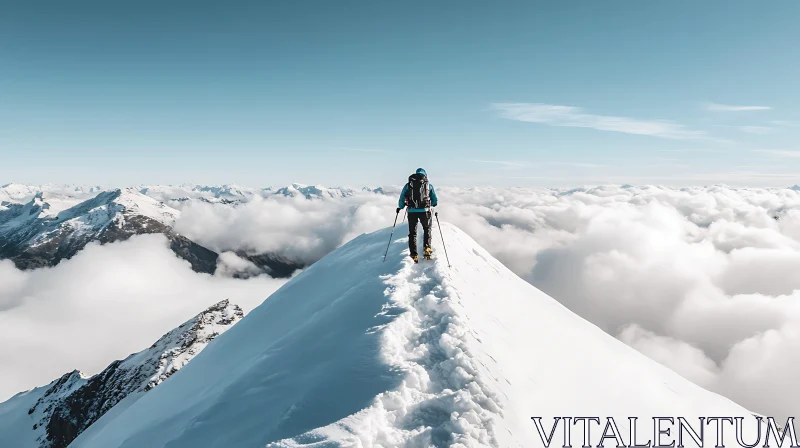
[408,211,432,256]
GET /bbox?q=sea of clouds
[0,235,286,401]
[166,184,800,420]
[2,183,799,421]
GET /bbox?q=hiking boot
[423,247,433,260]
[411,254,419,263]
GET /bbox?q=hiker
[397,168,439,262]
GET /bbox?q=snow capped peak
[126,299,244,391]
[71,224,756,448]
[0,183,42,201]
[0,184,44,211]
[0,184,109,206]
[135,184,258,203]
[2,187,178,231]
[1,186,301,275]
[72,185,105,194]
[191,184,256,199]
[0,187,185,270]
[0,300,243,448]
[111,188,180,225]
[30,370,88,411]
[274,183,356,199]
[361,186,389,195]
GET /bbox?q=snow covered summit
[71,224,755,448]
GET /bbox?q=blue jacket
[399,171,438,212]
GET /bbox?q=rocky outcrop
[8,300,244,448]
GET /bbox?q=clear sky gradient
[2,1,800,187]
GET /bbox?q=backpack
[405,173,430,209]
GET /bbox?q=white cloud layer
[171,192,399,264]
[4,184,800,421]
[491,103,706,140]
[0,235,286,402]
[704,102,772,112]
[161,184,800,419]
[442,185,800,420]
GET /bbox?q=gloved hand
[396,207,402,214]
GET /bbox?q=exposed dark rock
[16,300,244,448]
[0,190,302,278]
[169,234,220,274]
[237,251,304,278]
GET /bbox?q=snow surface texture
[4,183,800,419]
[0,300,243,448]
[143,183,800,420]
[72,224,756,448]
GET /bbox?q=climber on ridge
[397,168,439,263]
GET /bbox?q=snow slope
[71,223,757,448]
[0,371,87,448]
[0,300,243,448]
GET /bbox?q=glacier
[68,223,757,448]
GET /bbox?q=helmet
[415,168,427,176]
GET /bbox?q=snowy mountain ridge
[0,187,303,276]
[1,183,387,206]
[0,184,105,206]
[273,183,358,199]
[0,188,192,270]
[67,224,757,448]
[0,300,244,448]
[8,182,800,211]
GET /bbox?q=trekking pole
[434,211,451,268]
[383,209,404,262]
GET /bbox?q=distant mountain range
[0,184,361,277]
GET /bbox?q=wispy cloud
[751,149,800,158]
[703,102,771,112]
[739,126,774,135]
[714,124,776,135]
[655,148,724,153]
[770,120,800,128]
[547,161,610,169]
[491,103,707,140]
[470,160,529,169]
[343,148,395,154]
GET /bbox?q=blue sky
[2,1,800,187]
